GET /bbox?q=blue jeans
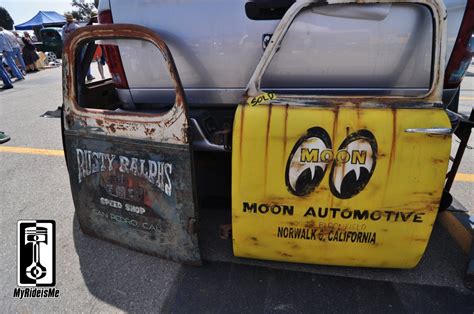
[0,61,13,87]
[12,47,26,71]
[3,50,24,79]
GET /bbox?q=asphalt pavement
[0,66,473,313]
[453,69,474,211]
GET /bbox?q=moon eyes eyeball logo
[285,128,377,199]
[285,127,332,196]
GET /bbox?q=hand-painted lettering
[247,202,425,223]
[247,93,276,106]
[76,148,173,196]
[243,202,294,216]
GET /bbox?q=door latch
[405,128,453,135]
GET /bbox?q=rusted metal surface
[62,25,201,264]
[64,134,200,263]
[62,24,189,144]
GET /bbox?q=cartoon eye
[329,130,377,199]
[285,127,332,196]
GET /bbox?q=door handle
[404,128,453,135]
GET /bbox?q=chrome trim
[404,128,453,135]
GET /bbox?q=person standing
[0,27,24,81]
[62,13,95,81]
[23,32,33,40]
[92,46,105,80]
[0,61,14,89]
[86,12,101,80]
[13,31,26,68]
[21,33,39,72]
[0,28,27,75]
[62,14,79,42]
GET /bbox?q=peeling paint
[62,24,200,264]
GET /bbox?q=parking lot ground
[452,67,474,212]
[0,66,473,312]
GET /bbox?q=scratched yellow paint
[232,104,451,268]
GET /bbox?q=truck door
[62,25,200,264]
[232,0,452,268]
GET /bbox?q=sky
[1,0,81,27]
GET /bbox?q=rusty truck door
[62,25,200,264]
[232,0,452,268]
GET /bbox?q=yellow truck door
[232,0,452,268]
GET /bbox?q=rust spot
[331,106,339,147]
[379,261,390,267]
[107,123,116,133]
[329,195,335,210]
[144,127,156,136]
[163,115,175,128]
[412,238,427,242]
[290,243,300,250]
[263,104,273,194]
[356,106,361,128]
[114,124,129,131]
[282,103,289,165]
[386,108,397,178]
[239,106,245,168]
[413,191,434,196]
[304,220,316,229]
[328,107,339,210]
[277,251,292,258]
[96,119,103,126]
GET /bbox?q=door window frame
[62,24,190,144]
[243,0,447,107]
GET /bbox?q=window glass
[261,4,433,96]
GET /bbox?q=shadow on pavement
[72,215,181,311]
[73,215,474,313]
[40,107,62,118]
[162,261,474,314]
